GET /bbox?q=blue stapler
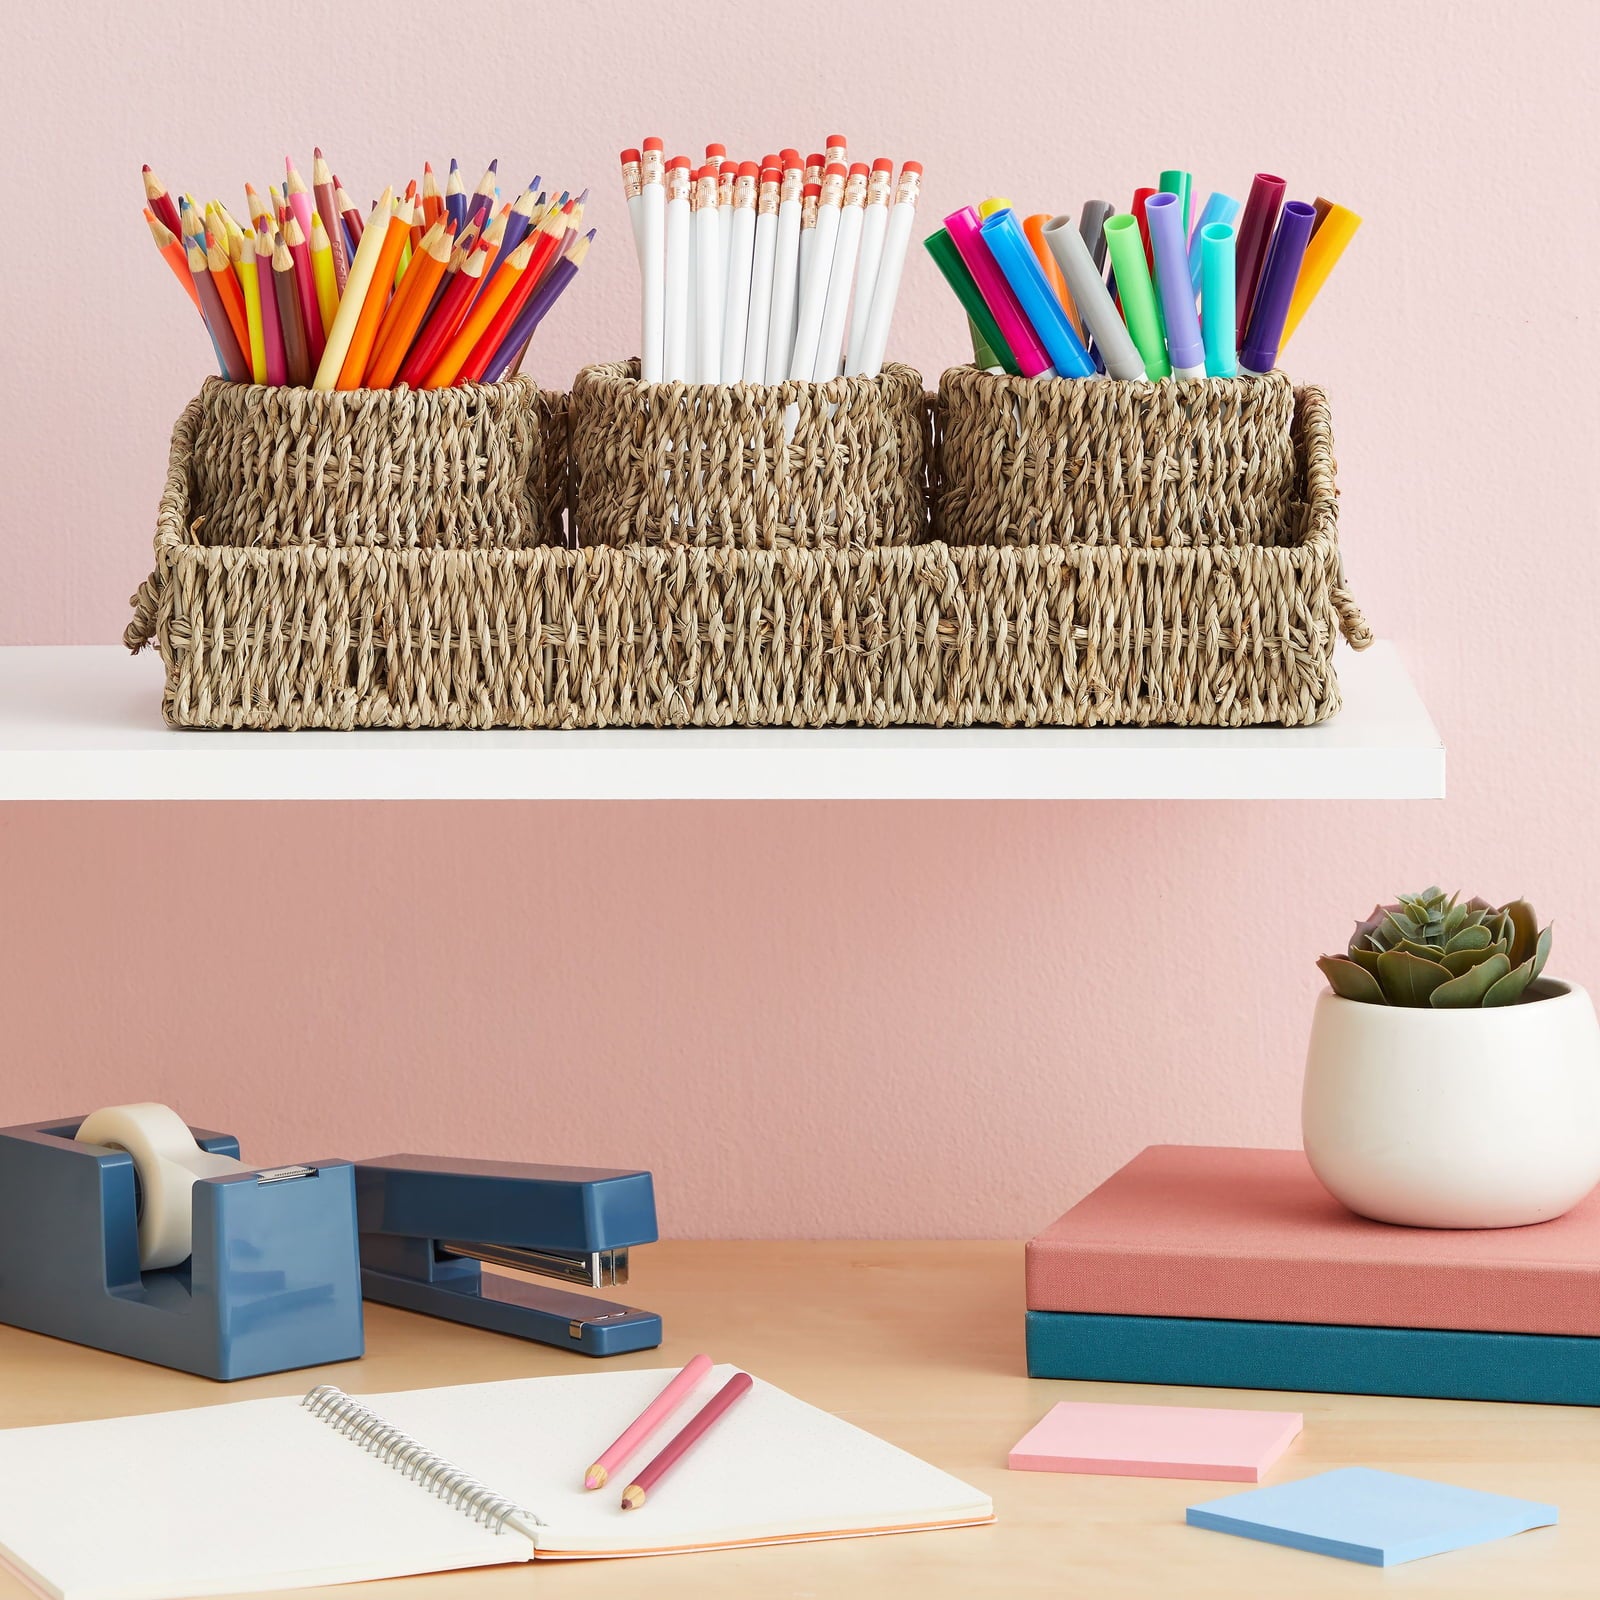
[0,1114,365,1380]
[354,1154,663,1357]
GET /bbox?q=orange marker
[1024,213,1080,340]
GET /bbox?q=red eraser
[619,148,641,165]
[642,137,664,152]
[848,162,869,177]
[779,148,801,166]
[824,162,846,179]
[719,158,737,175]
[760,166,781,182]
[668,154,692,169]
[871,157,893,173]
[901,160,924,176]
[803,181,821,197]
[826,134,847,149]
[761,154,778,170]
[807,153,825,168]
[738,160,760,178]
[705,143,726,159]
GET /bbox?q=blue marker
[979,208,1094,378]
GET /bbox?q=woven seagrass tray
[125,371,1369,729]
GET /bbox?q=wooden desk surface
[1,1241,1595,1598]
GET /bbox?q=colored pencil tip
[621,1486,645,1510]
[584,1466,607,1489]
[313,146,323,158]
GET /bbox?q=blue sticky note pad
[1187,1467,1557,1566]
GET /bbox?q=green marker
[1159,168,1192,235]
[924,227,1021,375]
[1103,215,1168,379]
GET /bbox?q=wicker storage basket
[568,361,930,549]
[126,375,1368,729]
[935,367,1301,549]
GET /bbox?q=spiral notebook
[0,1367,993,1600]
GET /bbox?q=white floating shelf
[0,643,1442,802]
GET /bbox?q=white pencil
[721,162,759,382]
[620,148,644,269]
[845,159,893,376]
[849,162,922,379]
[765,153,804,382]
[742,163,781,382]
[824,134,847,173]
[693,164,723,383]
[638,139,666,382]
[814,162,868,380]
[663,156,693,382]
[716,158,736,322]
[788,163,844,381]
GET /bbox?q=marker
[1200,224,1238,377]
[1234,173,1287,344]
[979,207,1093,377]
[1145,192,1205,377]
[923,226,1020,376]
[1102,213,1168,379]
[1186,191,1241,293]
[1280,201,1362,350]
[1240,200,1317,375]
[944,205,1055,378]
[1041,215,1146,381]
[1158,168,1192,234]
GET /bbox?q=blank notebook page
[368,1366,994,1556]
[0,1396,526,1600]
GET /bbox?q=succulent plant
[1318,887,1552,1008]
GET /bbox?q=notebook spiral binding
[302,1385,544,1535]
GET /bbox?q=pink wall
[2,3,1597,1236]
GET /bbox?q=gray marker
[1079,200,1114,273]
[1042,214,1147,381]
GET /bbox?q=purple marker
[1240,201,1318,376]
[1145,192,1205,378]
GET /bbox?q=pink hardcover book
[1026,1146,1600,1337]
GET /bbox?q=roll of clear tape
[74,1103,243,1270]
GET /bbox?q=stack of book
[1026,1145,1600,1404]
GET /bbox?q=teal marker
[1159,169,1192,235]
[1200,223,1238,377]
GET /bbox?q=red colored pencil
[396,240,490,387]
[311,148,350,292]
[620,1372,753,1510]
[142,164,183,237]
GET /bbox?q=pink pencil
[254,218,287,384]
[584,1354,713,1490]
[621,1371,753,1510]
[282,213,325,366]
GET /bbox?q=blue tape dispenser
[0,1105,365,1380]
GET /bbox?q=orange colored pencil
[145,208,202,309]
[421,161,442,227]
[205,228,252,359]
[423,231,536,386]
[456,206,566,383]
[366,218,453,387]
[396,241,490,387]
[336,199,412,389]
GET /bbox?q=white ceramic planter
[1303,980,1600,1228]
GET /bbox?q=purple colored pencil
[482,234,590,381]
[1239,200,1318,376]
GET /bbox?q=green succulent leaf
[1381,911,1422,946]
[1345,945,1383,975]
[1503,900,1538,968]
[1483,959,1536,1007]
[1530,923,1553,984]
[1440,945,1498,976]
[1376,950,1453,1007]
[1396,938,1448,961]
[1444,924,1493,954]
[1318,956,1388,1004]
[1430,953,1512,1007]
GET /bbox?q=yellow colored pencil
[237,227,268,382]
[309,212,339,339]
[313,187,395,389]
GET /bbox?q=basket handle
[124,570,163,653]
[1333,577,1373,650]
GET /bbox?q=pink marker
[583,1353,714,1490]
[944,206,1056,377]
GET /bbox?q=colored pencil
[312,185,393,389]
[282,213,325,366]
[142,165,183,237]
[457,204,566,383]
[184,238,250,381]
[144,208,202,309]
[464,160,498,232]
[285,158,316,255]
[620,1372,753,1510]
[237,226,268,382]
[584,1356,714,1490]
[422,232,535,386]
[397,240,489,387]
[205,228,252,361]
[487,229,591,382]
[311,148,350,292]
[335,177,365,246]
[309,212,339,339]
[421,161,442,227]
[445,158,466,233]
[367,217,451,386]
[337,196,410,388]
[253,219,287,385]
[272,228,312,385]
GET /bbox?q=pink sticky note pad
[1008,1401,1303,1482]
